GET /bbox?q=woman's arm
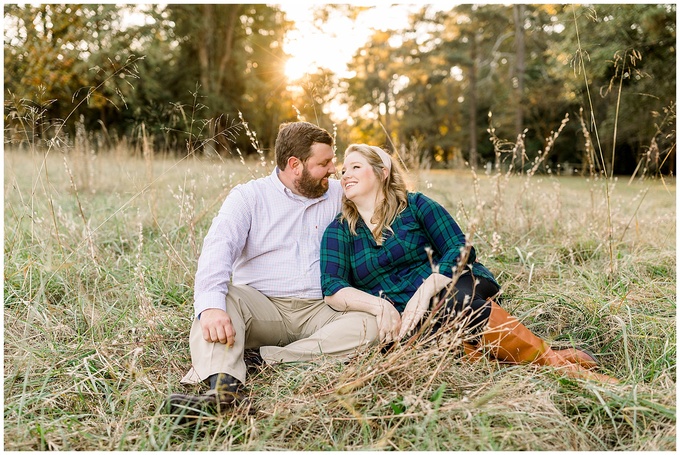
[411,192,475,278]
[324,286,384,313]
[321,218,401,342]
[325,287,402,343]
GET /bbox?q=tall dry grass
[3,119,675,449]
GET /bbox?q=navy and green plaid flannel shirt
[320,192,498,312]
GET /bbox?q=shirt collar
[271,167,288,195]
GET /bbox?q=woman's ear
[382,167,389,181]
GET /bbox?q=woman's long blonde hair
[340,144,409,245]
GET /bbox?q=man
[168,121,379,417]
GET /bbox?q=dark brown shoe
[166,373,252,423]
[166,389,247,419]
[244,349,264,374]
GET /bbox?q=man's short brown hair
[275,122,333,170]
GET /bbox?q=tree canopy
[4,3,675,174]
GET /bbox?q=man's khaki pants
[181,284,379,385]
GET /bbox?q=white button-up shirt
[193,168,343,318]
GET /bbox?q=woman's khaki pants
[181,284,379,385]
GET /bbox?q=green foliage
[549,4,676,174]
[340,4,675,174]
[5,4,675,171]
[4,4,300,156]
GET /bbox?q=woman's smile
[341,152,379,200]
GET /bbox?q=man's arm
[194,187,251,345]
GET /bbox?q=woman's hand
[399,273,452,339]
[325,287,401,343]
[399,293,431,339]
[375,299,402,343]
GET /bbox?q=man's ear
[287,156,301,175]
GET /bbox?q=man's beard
[295,166,329,198]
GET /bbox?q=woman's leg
[432,273,496,359]
[432,273,498,335]
[478,301,618,383]
[440,275,617,383]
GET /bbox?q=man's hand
[199,308,236,347]
[375,300,402,344]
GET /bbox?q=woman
[320,144,618,383]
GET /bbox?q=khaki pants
[181,284,379,385]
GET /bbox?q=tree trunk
[216,5,240,90]
[512,4,526,173]
[198,4,213,93]
[513,4,526,139]
[468,30,479,169]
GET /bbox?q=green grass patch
[4,150,675,450]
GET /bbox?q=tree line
[4,4,676,175]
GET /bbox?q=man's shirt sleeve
[193,186,251,318]
[320,219,353,296]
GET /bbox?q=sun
[284,54,319,81]
[280,4,361,81]
[281,3,432,82]
[282,22,332,81]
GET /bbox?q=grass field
[4,148,676,450]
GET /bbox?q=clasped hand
[398,273,453,339]
[199,308,236,347]
[375,300,402,344]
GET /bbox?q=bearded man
[167,122,379,418]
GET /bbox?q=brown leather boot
[553,347,599,370]
[464,341,600,370]
[481,301,619,384]
[462,341,484,362]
